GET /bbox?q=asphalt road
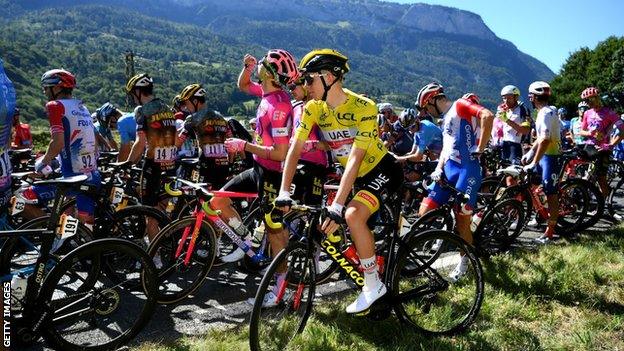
[21,209,618,351]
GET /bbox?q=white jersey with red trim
[440,99,484,164]
[47,99,98,177]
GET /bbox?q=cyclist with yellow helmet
[276,49,403,313]
[176,83,233,188]
[125,73,178,242]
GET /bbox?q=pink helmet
[462,93,480,105]
[581,87,599,99]
[262,49,299,85]
[41,69,76,89]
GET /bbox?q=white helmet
[528,81,551,96]
[377,102,393,113]
[500,85,520,96]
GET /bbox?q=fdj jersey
[295,89,387,177]
[47,99,98,176]
[135,98,177,170]
[0,58,16,206]
[181,107,232,165]
[440,99,484,164]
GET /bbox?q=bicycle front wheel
[249,241,316,351]
[39,238,157,351]
[147,216,217,304]
[392,229,484,335]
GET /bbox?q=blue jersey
[414,119,443,154]
[0,58,16,206]
[117,113,137,144]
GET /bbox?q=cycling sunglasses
[303,73,328,85]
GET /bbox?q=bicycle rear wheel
[249,241,316,351]
[39,238,157,351]
[474,198,525,255]
[392,229,484,335]
[146,216,217,304]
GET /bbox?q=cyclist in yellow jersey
[276,49,403,313]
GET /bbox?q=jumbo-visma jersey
[295,89,386,177]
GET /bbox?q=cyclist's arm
[237,55,257,95]
[41,131,64,165]
[476,108,495,152]
[108,136,119,150]
[505,120,530,135]
[530,137,549,165]
[244,142,288,162]
[117,142,132,162]
[279,139,305,194]
[126,132,146,163]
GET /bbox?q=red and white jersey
[440,99,484,164]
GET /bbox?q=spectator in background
[249,117,257,140]
[378,102,398,124]
[94,102,122,152]
[570,101,588,146]
[11,107,33,149]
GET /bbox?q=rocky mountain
[1,0,554,121]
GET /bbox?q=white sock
[360,256,380,291]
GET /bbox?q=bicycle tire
[39,238,157,351]
[557,179,592,232]
[474,198,525,255]
[392,229,484,335]
[111,205,169,244]
[146,216,217,304]
[249,241,316,351]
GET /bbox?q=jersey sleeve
[45,101,65,134]
[270,101,293,144]
[537,110,553,140]
[247,82,263,97]
[134,106,146,133]
[294,100,317,142]
[353,103,379,150]
[180,116,195,139]
[455,99,484,121]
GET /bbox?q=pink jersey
[292,101,328,167]
[581,107,623,150]
[248,82,293,171]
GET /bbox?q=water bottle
[342,244,360,267]
[11,273,28,309]
[470,211,484,232]
[251,223,265,249]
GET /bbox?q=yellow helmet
[299,49,350,76]
[125,73,153,92]
[179,83,206,101]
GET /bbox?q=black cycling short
[141,159,176,206]
[292,160,327,206]
[352,153,403,213]
[594,150,611,177]
[199,157,229,190]
[220,163,281,202]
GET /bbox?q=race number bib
[58,214,80,239]
[110,187,124,204]
[191,169,200,182]
[74,151,96,173]
[154,146,177,163]
[202,144,227,158]
[11,196,26,215]
[333,144,352,158]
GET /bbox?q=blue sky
[389,0,624,74]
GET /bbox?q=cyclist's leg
[540,155,561,238]
[595,151,611,196]
[20,185,55,220]
[453,159,482,245]
[73,171,101,229]
[210,166,257,229]
[345,155,402,313]
[141,159,164,241]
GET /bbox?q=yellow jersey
[295,89,387,177]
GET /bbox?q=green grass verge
[135,228,624,351]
